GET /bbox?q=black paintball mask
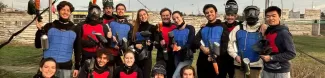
[87,5,101,22]
[243,6,260,26]
[225,0,238,15]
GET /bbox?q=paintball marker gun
[201,40,220,75]
[87,33,108,48]
[168,32,178,51]
[136,31,152,61]
[113,33,127,62]
[28,0,58,22]
[86,58,95,78]
[154,32,168,60]
[209,41,220,75]
[239,50,250,78]
[120,37,128,63]
[252,39,272,55]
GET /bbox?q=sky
[1,0,325,14]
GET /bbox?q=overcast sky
[1,0,325,14]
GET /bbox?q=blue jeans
[173,54,193,78]
[56,69,72,78]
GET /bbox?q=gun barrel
[95,34,108,44]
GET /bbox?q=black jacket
[264,24,296,73]
[194,19,230,63]
[169,24,196,61]
[34,20,77,70]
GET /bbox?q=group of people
[33,0,296,78]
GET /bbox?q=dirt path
[0,65,38,73]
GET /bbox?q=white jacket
[227,21,265,67]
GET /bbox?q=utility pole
[49,0,52,22]
[281,0,283,19]
[129,0,131,10]
[265,0,269,9]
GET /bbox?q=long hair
[132,9,148,42]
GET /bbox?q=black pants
[218,56,235,78]
[137,57,152,78]
[197,53,218,78]
[80,52,97,67]
[156,50,175,78]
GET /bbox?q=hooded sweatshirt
[263,24,296,73]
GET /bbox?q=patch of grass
[291,36,325,78]
[293,36,325,53]
[0,44,42,78]
[151,49,199,67]
[0,68,35,77]
[0,45,42,66]
[291,52,325,78]
[0,36,324,77]
[321,30,325,35]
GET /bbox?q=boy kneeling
[79,49,111,78]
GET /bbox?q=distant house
[1,8,18,12]
[300,14,305,19]
[289,10,300,19]
[304,9,321,20]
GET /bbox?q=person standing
[155,8,177,78]
[228,5,266,78]
[194,4,229,78]
[218,0,240,77]
[34,1,79,77]
[261,6,296,78]
[131,9,156,78]
[170,11,195,78]
[74,4,111,76]
[102,0,116,24]
[108,3,133,67]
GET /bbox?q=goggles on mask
[243,6,260,19]
[225,2,238,15]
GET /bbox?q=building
[300,14,305,19]
[282,9,290,20]
[289,10,300,19]
[304,9,321,20]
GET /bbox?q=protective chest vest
[44,27,76,63]
[90,71,109,78]
[136,26,152,42]
[160,25,177,45]
[236,27,262,62]
[201,26,223,47]
[82,24,105,52]
[172,27,190,46]
[120,72,137,78]
[266,33,279,53]
[109,21,131,47]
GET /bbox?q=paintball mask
[243,6,260,26]
[225,0,238,15]
[88,5,101,21]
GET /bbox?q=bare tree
[0,1,8,12]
